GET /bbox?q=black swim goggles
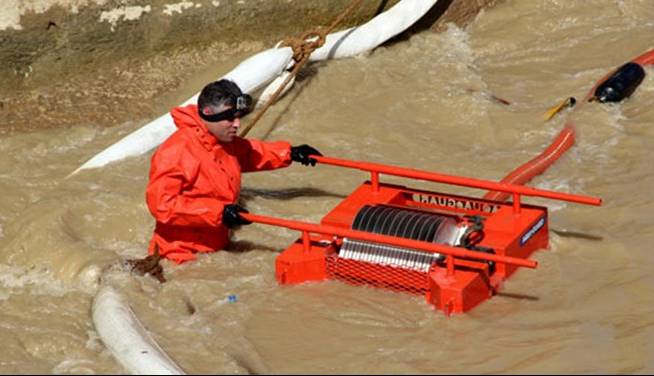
[198,94,253,122]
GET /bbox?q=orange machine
[241,155,601,315]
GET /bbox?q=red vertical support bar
[371,171,380,192]
[302,231,310,253]
[446,255,455,277]
[513,193,521,214]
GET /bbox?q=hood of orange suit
[170,104,207,132]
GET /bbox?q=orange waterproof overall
[146,104,292,263]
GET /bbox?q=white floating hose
[256,71,296,109]
[92,286,185,375]
[70,0,439,175]
[258,0,440,107]
[309,0,439,61]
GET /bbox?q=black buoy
[593,62,646,103]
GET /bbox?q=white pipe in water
[92,286,186,375]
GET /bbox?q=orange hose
[633,48,654,65]
[483,125,575,202]
[484,48,654,202]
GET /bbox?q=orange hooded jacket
[146,104,292,263]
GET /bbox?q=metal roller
[340,205,468,272]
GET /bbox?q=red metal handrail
[242,212,537,269]
[311,155,601,207]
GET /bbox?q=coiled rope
[239,0,364,137]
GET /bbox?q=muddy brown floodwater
[0,0,653,374]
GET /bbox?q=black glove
[222,204,252,228]
[291,144,322,166]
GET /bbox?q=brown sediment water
[0,0,653,373]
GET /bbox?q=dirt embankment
[0,0,497,134]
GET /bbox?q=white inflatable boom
[93,286,186,374]
[70,0,439,176]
